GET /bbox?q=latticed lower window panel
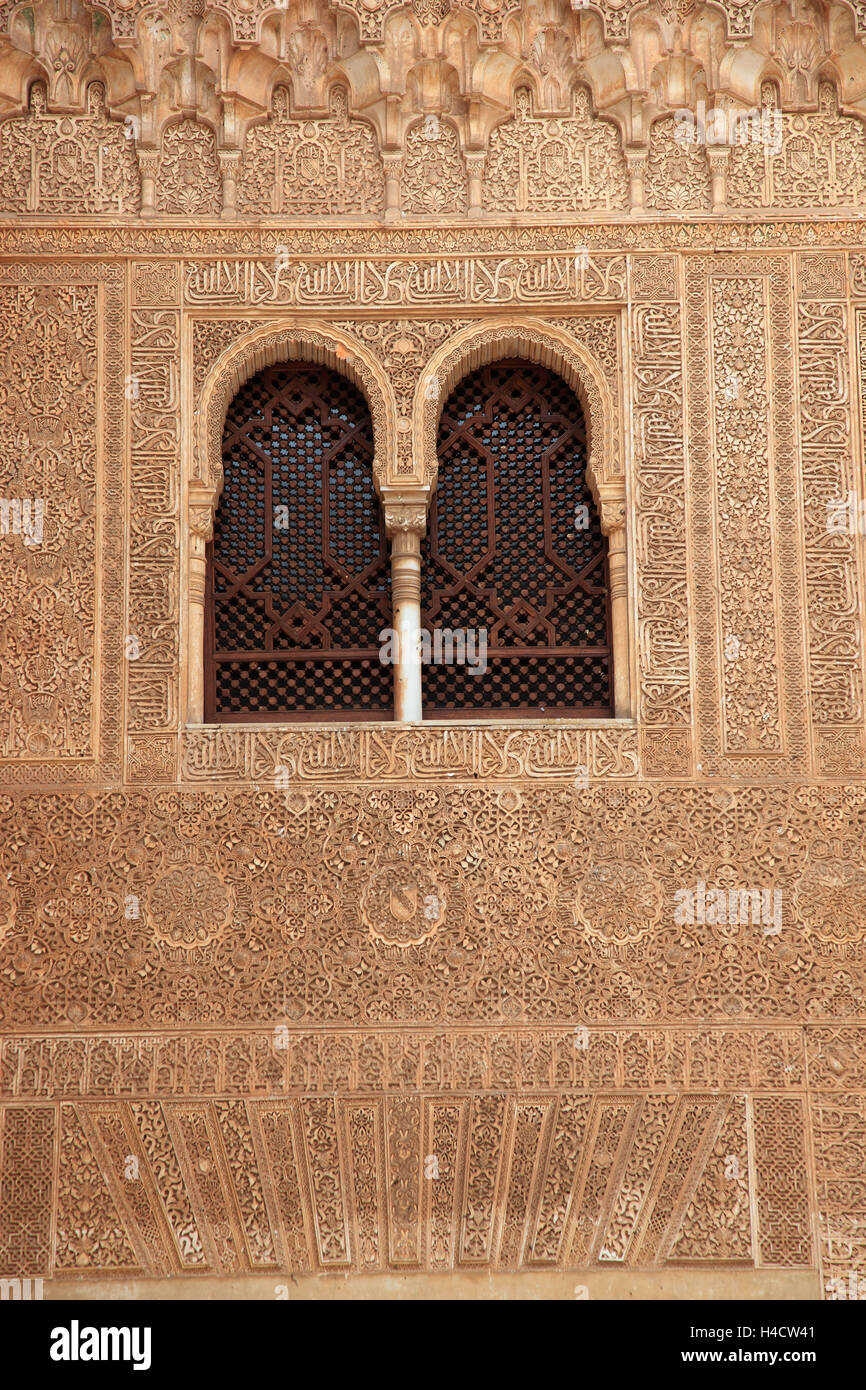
[205,362,392,719]
[420,359,612,717]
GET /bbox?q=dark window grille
[205,362,392,720]
[420,359,612,717]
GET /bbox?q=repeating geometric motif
[1,783,866,1030]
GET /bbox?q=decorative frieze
[797,294,864,772]
[182,253,630,309]
[0,1083,829,1277]
[684,256,808,778]
[181,723,641,783]
[0,263,124,783]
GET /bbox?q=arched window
[419,359,611,717]
[205,362,392,720]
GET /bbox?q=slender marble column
[385,504,427,722]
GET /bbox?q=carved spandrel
[483,87,628,215]
[237,87,384,217]
[401,120,468,216]
[155,119,220,217]
[728,85,866,211]
[645,115,711,213]
[0,83,140,215]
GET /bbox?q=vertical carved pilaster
[218,149,241,220]
[188,498,214,724]
[625,147,647,212]
[137,149,159,218]
[601,502,630,719]
[384,498,428,722]
[707,147,730,212]
[382,152,403,223]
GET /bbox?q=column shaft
[390,530,423,722]
[187,505,213,724]
[606,525,630,719]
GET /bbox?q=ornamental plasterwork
[0,82,139,215]
[0,2,865,220]
[482,87,629,213]
[2,0,866,1299]
[236,86,385,216]
[726,81,866,209]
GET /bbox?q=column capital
[624,145,648,173]
[136,148,160,175]
[189,494,215,543]
[624,145,648,213]
[382,490,429,539]
[706,145,731,170]
[597,488,627,538]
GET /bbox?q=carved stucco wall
[1,1,866,1297]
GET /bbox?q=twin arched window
[205,358,612,721]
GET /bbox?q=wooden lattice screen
[205,362,392,720]
[419,359,612,717]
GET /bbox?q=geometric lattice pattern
[421,361,611,716]
[206,363,391,718]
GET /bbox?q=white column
[385,503,427,722]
